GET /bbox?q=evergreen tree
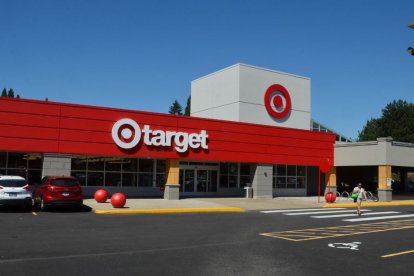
[184,96,191,116]
[358,99,414,143]
[16,94,20,99]
[1,88,7,97]
[168,100,183,115]
[7,88,14,98]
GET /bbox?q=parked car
[0,175,33,211]
[34,176,83,211]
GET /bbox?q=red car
[34,176,83,211]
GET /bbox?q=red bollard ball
[111,193,126,208]
[94,189,108,203]
[324,192,337,203]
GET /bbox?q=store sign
[111,118,208,153]
[264,84,292,120]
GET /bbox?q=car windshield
[51,179,80,187]
[0,179,27,187]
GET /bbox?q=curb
[94,207,246,214]
[323,201,414,208]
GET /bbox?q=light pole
[408,22,414,56]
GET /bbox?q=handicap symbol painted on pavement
[328,242,361,251]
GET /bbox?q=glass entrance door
[179,167,218,193]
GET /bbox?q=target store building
[0,64,335,199]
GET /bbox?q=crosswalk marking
[260,208,345,214]
[311,211,400,219]
[343,214,414,222]
[261,208,411,223]
[284,209,371,216]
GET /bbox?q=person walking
[353,182,367,216]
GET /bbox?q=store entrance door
[179,166,218,193]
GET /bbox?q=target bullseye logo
[112,118,141,149]
[264,84,292,120]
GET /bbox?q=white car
[0,175,33,210]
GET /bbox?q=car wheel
[40,198,48,212]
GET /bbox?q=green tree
[184,96,191,116]
[1,88,7,97]
[358,99,414,143]
[168,100,183,115]
[7,88,14,98]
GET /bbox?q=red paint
[324,192,336,203]
[94,189,108,203]
[0,98,335,166]
[111,193,126,208]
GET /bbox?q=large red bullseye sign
[264,84,292,120]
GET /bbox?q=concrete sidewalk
[85,196,414,214]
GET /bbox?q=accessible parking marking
[260,219,414,242]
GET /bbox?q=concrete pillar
[42,153,71,177]
[251,164,273,199]
[378,165,392,202]
[164,159,180,200]
[324,167,337,195]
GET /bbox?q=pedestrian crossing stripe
[260,219,414,242]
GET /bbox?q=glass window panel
[287,165,296,176]
[240,175,250,188]
[138,173,153,187]
[122,158,138,172]
[87,157,105,171]
[87,172,104,186]
[27,153,42,169]
[155,173,165,187]
[184,170,194,192]
[0,169,6,175]
[297,166,306,176]
[228,163,238,175]
[287,177,297,188]
[276,164,286,176]
[122,173,137,187]
[0,152,6,168]
[71,171,86,186]
[297,177,306,189]
[105,157,122,172]
[179,170,184,192]
[71,155,87,171]
[208,171,218,192]
[240,163,250,175]
[27,170,41,185]
[105,172,121,187]
[276,177,286,188]
[8,152,26,169]
[228,175,237,188]
[156,160,166,173]
[219,163,228,174]
[205,162,219,166]
[219,175,228,188]
[139,159,153,173]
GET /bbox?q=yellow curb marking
[260,219,414,242]
[95,207,245,215]
[382,249,414,258]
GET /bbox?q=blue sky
[1,0,413,140]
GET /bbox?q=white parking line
[260,208,345,214]
[343,214,414,222]
[311,211,400,219]
[285,209,371,216]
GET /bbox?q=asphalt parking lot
[0,205,413,275]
